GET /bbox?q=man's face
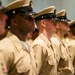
[0,12,7,35]
[56,21,69,34]
[45,19,57,34]
[70,26,75,36]
[12,13,35,34]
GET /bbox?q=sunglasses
[18,12,34,21]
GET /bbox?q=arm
[0,49,13,74]
[32,44,45,74]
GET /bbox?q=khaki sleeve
[0,54,8,75]
[32,44,45,74]
[32,45,43,74]
[0,49,13,74]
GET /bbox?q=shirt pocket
[47,54,56,65]
[16,52,31,73]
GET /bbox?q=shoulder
[68,39,75,47]
[0,37,16,54]
[51,37,60,46]
[0,38,13,48]
[32,36,44,44]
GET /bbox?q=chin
[0,32,4,35]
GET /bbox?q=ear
[56,22,59,28]
[40,20,46,27]
[11,19,17,26]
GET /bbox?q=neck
[56,30,64,39]
[42,30,52,41]
[10,30,27,41]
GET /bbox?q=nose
[3,14,8,20]
[0,13,7,21]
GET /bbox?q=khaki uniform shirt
[0,54,8,75]
[51,33,74,75]
[66,37,75,74]
[0,32,36,75]
[26,39,33,48]
[31,33,57,75]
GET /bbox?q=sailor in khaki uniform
[31,6,58,75]
[0,1,7,39]
[66,20,75,75]
[0,0,36,75]
[51,10,74,75]
[0,1,8,75]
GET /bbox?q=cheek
[0,21,5,28]
[17,19,27,27]
[0,27,5,34]
[2,15,8,21]
[64,25,68,30]
[47,24,56,31]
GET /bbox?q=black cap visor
[57,16,70,22]
[5,6,35,17]
[35,13,58,21]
